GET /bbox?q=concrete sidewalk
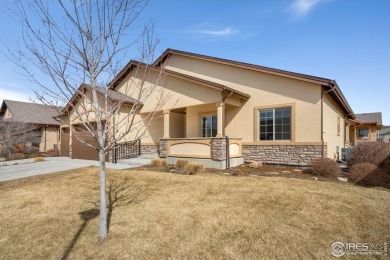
[0,157,135,182]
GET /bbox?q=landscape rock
[282,171,291,174]
[0,157,6,162]
[310,177,318,181]
[337,177,348,182]
[222,172,230,176]
[293,169,303,172]
[268,172,280,175]
[248,161,262,168]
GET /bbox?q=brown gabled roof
[355,112,382,125]
[152,48,355,119]
[154,49,334,85]
[110,60,250,100]
[0,100,60,125]
[62,84,139,115]
[108,48,354,118]
[109,60,148,89]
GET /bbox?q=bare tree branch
[3,0,170,240]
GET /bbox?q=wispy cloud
[290,0,324,17]
[193,28,238,36]
[185,21,258,43]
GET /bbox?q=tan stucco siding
[112,106,158,144]
[369,125,378,141]
[115,109,184,145]
[115,69,223,113]
[165,54,323,143]
[3,108,12,119]
[66,90,112,125]
[323,93,346,159]
[39,126,59,152]
[186,104,217,138]
[169,112,185,138]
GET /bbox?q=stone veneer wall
[141,144,159,155]
[242,145,326,166]
[211,138,227,161]
[159,139,168,158]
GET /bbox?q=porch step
[116,154,158,166]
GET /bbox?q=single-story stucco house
[349,112,383,144]
[0,100,60,152]
[59,49,372,168]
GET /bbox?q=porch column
[163,109,170,138]
[216,102,224,138]
[345,123,350,146]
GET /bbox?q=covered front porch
[157,98,246,169]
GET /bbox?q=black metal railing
[114,139,141,162]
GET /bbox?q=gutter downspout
[321,83,336,158]
[222,91,234,169]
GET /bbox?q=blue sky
[0,0,389,124]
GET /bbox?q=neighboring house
[379,126,390,143]
[348,112,383,145]
[61,49,359,168]
[0,100,60,152]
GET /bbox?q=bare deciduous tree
[4,0,169,240]
[0,118,41,157]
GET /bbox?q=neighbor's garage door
[60,128,70,157]
[72,124,109,162]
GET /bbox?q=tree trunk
[98,148,107,239]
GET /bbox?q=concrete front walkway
[0,157,135,182]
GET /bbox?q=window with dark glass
[259,107,291,141]
[358,128,369,138]
[201,115,217,137]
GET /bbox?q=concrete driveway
[0,157,135,182]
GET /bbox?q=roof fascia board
[158,50,332,86]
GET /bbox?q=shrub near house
[348,142,390,188]
[310,158,340,177]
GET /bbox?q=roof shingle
[355,112,382,125]
[1,100,60,125]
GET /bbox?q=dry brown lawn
[0,167,389,259]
